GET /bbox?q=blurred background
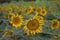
[0,0,36,3]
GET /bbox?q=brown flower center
[27,19,40,30]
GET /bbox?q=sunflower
[10,14,23,28]
[40,8,47,16]
[17,9,22,15]
[35,7,41,15]
[0,6,4,12]
[8,7,13,13]
[14,5,19,11]
[24,16,43,35]
[8,13,14,19]
[50,19,60,30]
[25,6,33,15]
[2,29,14,37]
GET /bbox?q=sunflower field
[0,0,60,40]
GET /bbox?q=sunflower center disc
[12,16,21,25]
[27,19,40,30]
[52,21,58,28]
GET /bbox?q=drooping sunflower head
[25,6,34,15]
[50,19,60,30]
[10,14,23,28]
[17,9,22,15]
[8,7,13,13]
[2,29,14,37]
[35,7,41,15]
[41,3,46,9]
[24,16,43,35]
[15,5,19,10]
[8,13,15,19]
[0,6,4,12]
